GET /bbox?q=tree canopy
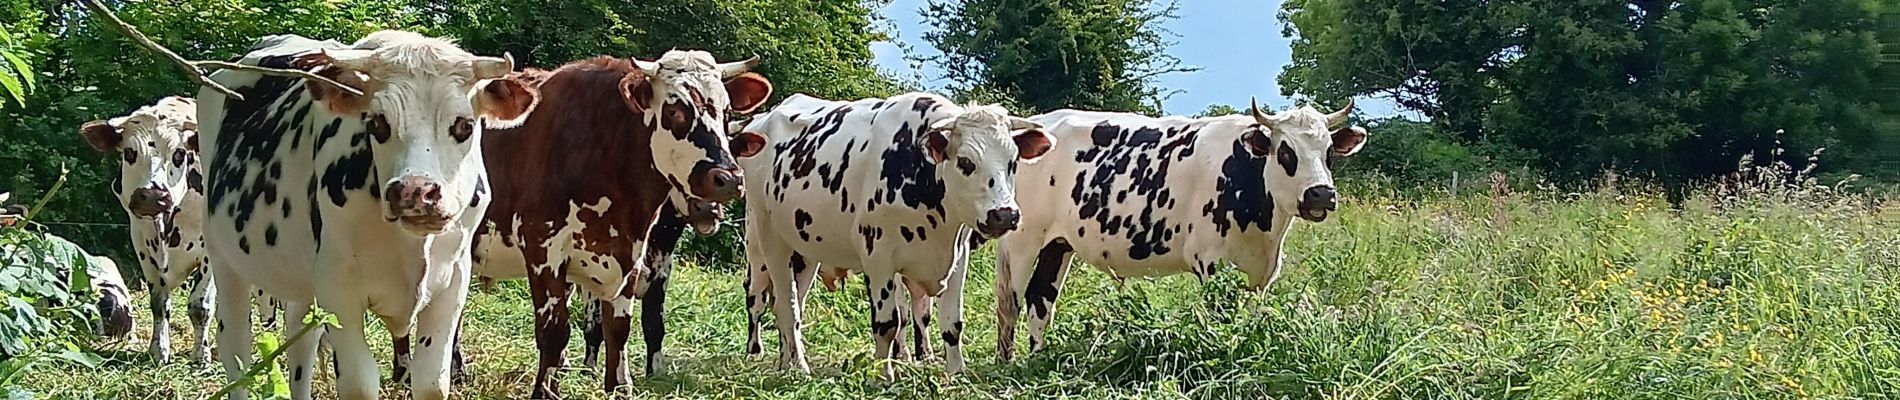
[921,0,1195,115]
[1280,0,1894,185]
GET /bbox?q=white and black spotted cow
[994,99,1368,359]
[196,31,538,400]
[78,97,279,363]
[737,93,1052,375]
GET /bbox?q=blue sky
[868,0,1407,117]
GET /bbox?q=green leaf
[0,51,32,91]
[0,71,22,106]
[48,348,103,370]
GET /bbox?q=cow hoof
[645,353,667,376]
[191,347,212,365]
[150,346,173,365]
[530,386,562,400]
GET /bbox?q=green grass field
[19,184,1900,399]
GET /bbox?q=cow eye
[171,149,188,167]
[450,117,475,143]
[121,149,137,164]
[1276,141,1298,176]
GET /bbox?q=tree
[1280,0,1893,187]
[921,0,1197,115]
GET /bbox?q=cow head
[1243,97,1368,222]
[622,51,772,205]
[295,31,541,235]
[80,97,201,221]
[922,105,1053,238]
[88,257,135,338]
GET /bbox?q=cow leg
[765,245,811,372]
[743,256,772,357]
[1023,240,1075,353]
[450,324,468,384]
[254,289,279,329]
[283,301,324,400]
[146,275,174,364]
[866,269,903,379]
[328,307,380,400]
[408,267,469,400]
[938,244,970,373]
[210,269,255,400]
[994,243,1027,361]
[905,277,935,361]
[640,215,682,376]
[579,296,602,370]
[391,334,411,384]
[529,263,572,399]
[185,268,216,365]
[600,293,633,392]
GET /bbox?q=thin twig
[80,0,365,99]
[79,0,243,99]
[207,318,326,399]
[22,163,67,222]
[193,60,364,97]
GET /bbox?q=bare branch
[192,60,363,97]
[80,0,364,100]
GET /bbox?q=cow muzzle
[690,165,746,203]
[684,197,723,236]
[977,207,1021,238]
[1297,185,1337,222]
[127,187,173,218]
[385,177,455,234]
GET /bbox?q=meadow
[18,175,1900,399]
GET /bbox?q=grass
[17,181,1900,399]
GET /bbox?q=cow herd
[71,30,1369,400]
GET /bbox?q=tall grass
[19,168,1898,399]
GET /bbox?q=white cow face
[623,51,773,205]
[1242,98,1368,222]
[80,97,201,220]
[297,31,541,235]
[923,105,1054,237]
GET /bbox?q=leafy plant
[0,23,34,109]
[0,188,111,399]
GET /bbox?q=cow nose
[385,176,444,217]
[710,169,744,201]
[980,207,1021,235]
[129,187,172,217]
[1302,186,1338,210]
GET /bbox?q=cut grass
[18,188,1900,399]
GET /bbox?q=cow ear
[1012,129,1053,161]
[79,120,122,152]
[1240,125,1274,158]
[184,132,199,153]
[730,131,768,158]
[476,77,540,129]
[298,54,375,115]
[620,72,656,114]
[1331,125,1368,156]
[724,72,773,114]
[924,119,954,163]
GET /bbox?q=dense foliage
[921,0,1194,115]
[1279,0,1898,187]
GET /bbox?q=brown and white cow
[737,92,1052,376]
[472,53,769,398]
[197,31,539,400]
[78,96,279,363]
[994,99,1367,359]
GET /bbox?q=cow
[78,96,279,363]
[471,53,769,398]
[195,30,539,400]
[736,92,1052,376]
[0,194,136,339]
[993,99,1368,360]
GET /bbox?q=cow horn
[321,48,377,72]
[633,58,663,78]
[473,52,514,80]
[1249,97,1273,127]
[718,55,761,79]
[1326,97,1354,128]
